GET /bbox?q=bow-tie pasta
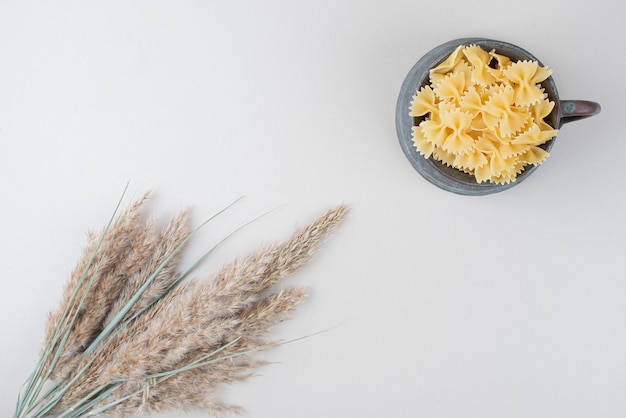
[410,44,558,184]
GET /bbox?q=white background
[1,1,624,417]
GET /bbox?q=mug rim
[396,38,561,196]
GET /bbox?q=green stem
[56,383,120,418]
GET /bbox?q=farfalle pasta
[410,44,558,184]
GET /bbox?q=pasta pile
[410,44,559,184]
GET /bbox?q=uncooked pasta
[410,44,558,184]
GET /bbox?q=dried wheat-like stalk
[13,190,347,418]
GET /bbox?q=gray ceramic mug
[396,38,601,196]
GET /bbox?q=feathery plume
[14,192,347,418]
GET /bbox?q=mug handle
[560,100,601,126]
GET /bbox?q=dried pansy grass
[410,44,559,184]
[13,190,347,418]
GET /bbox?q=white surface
[1,1,625,417]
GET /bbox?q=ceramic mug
[396,38,601,196]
